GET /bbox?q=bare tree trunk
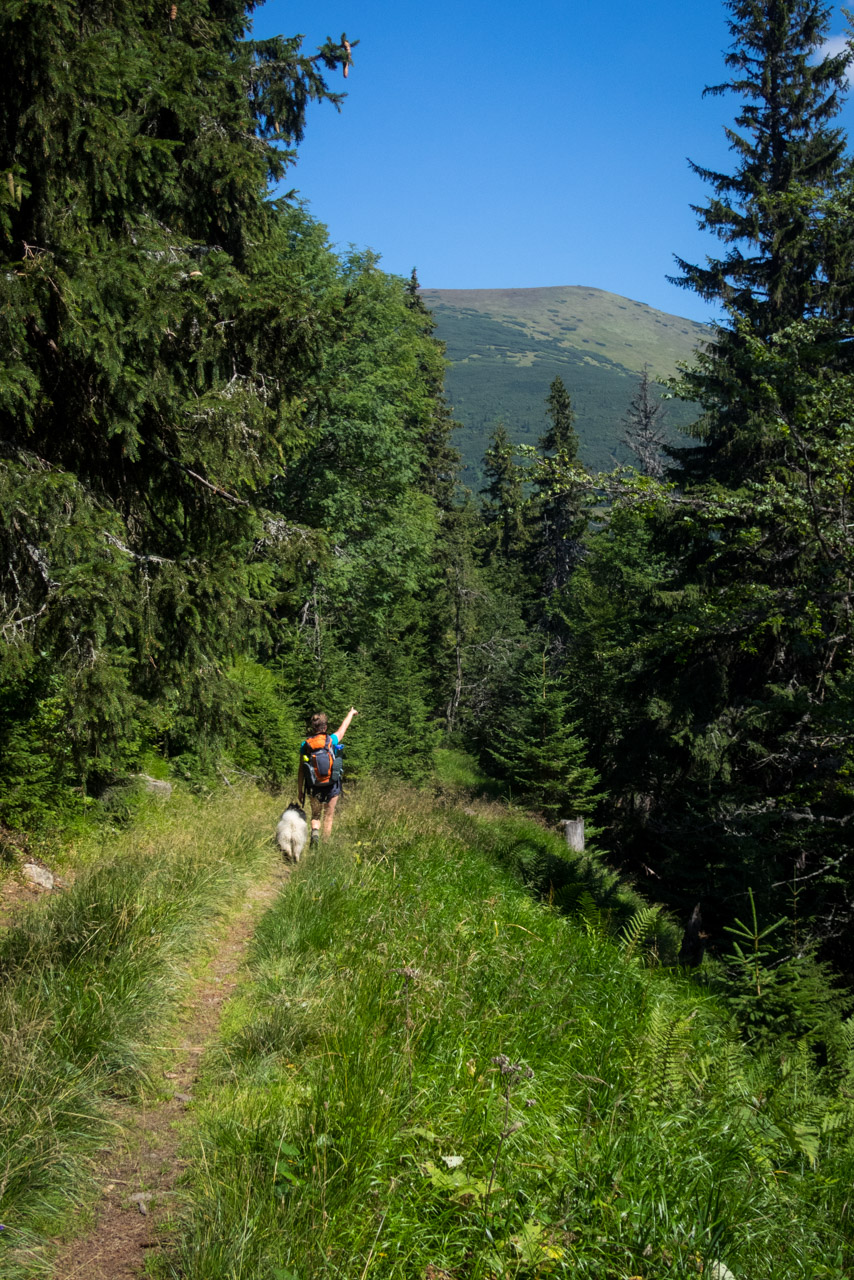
[678,903,706,967]
[445,590,463,733]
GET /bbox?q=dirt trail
[51,860,289,1280]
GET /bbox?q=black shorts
[308,780,342,803]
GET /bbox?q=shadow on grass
[433,748,682,963]
[433,746,511,802]
[474,818,683,964]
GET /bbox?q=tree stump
[562,818,585,853]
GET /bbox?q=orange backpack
[303,734,342,787]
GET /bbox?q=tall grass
[0,786,275,1278]
[434,747,680,957]
[169,782,854,1280]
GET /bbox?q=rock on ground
[22,861,54,890]
[137,775,173,799]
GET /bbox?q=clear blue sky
[252,1,853,323]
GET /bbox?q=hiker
[298,707,358,844]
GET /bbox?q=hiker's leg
[309,793,322,841]
[322,794,339,838]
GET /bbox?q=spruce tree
[403,268,461,511]
[540,376,579,456]
[531,377,587,598]
[487,662,600,822]
[480,424,526,561]
[622,367,667,479]
[672,0,852,331]
[670,0,854,486]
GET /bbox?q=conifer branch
[101,533,178,566]
[1,601,50,641]
[142,441,250,506]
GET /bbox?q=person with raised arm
[297,707,358,844]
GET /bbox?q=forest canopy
[0,0,455,821]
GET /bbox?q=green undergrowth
[456,805,681,961]
[167,782,854,1280]
[434,748,506,799]
[0,786,277,1279]
[434,748,679,957]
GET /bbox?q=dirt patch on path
[51,859,289,1280]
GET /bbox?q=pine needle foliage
[711,889,854,1061]
[535,1,854,974]
[671,0,853,331]
[487,665,601,822]
[0,0,351,804]
[0,0,456,826]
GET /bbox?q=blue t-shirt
[300,732,339,757]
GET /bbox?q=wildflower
[491,1055,534,1084]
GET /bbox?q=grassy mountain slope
[421,286,709,477]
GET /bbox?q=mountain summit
[421,286,708,476]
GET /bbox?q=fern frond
[709,1039,750,1100]
[820,1107,847,1136]
[620,905,661,960]
[633,1001,697,1106]
[687,1052,714,1091]
[840,1016,854,1062]
[576,889,605,936]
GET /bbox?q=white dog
[275,802,308,863]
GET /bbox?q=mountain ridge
[420,285,708,477]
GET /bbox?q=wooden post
[562,818,585,853]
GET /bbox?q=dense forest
[2,0,854,1038]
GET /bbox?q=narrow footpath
[50,861,288,1280]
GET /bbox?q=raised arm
[334,706,358,741]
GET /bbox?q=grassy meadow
[164,780,854,1280]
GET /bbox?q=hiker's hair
[309,713,328,735]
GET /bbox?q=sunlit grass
[0,786,276,1278]
[434,747,504,797]
[170,781,854,1280]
